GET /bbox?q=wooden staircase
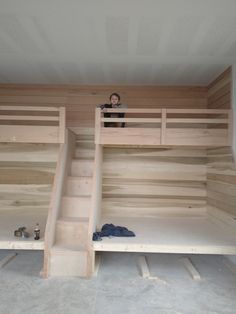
[46,131,95,277]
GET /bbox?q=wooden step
[71,159,93,177]
[75,139,94,144]
[61,196,90,218]
[50,246,88,277]
[66,176,92,196]
[75,142,95,159]
[55,218,89,250]
[76,132,94,142]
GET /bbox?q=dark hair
[109,92,120,101]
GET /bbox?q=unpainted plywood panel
[0,143,58,211]
[102,147,207,218]
[207,67,231,110]
[206,146,236,216]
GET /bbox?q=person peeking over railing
[98,92,127,127]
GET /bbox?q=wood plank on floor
[181,257,201,281]
[0,253,17,269]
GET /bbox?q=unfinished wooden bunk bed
[91,108,236,259]
[0,75,235,278]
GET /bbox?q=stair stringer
[43,129,95,277]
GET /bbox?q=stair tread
[52,244,87,253]
[67,175,92,179]
[76,139,94,143]
[72,158,94,161]
[76,143,94,147]
[57,217,89,223]
[73,156,94,162]
[62,195,91,199]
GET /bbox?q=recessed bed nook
[92,146,236,256]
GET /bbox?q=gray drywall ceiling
[0,0,236,85]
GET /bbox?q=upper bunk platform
[95,108,232,147]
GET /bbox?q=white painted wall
[1,0,236,84]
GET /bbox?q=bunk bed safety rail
[96,108,232,146]
[0,106,66,143]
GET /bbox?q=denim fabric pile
[93,223,135,241]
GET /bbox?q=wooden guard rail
[0,106,65,143]
[95,108,232,146]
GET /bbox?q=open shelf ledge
[93,214,236,255]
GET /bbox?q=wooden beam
[167,118,228,124]
[101,118,161,123]
[95,108,101,144]
[0,106,59,111]
[93,254,101,277]
[223,257,236,274]
[161,108,166,145]
[59,106,66,143]
[137,255,150,278]
[0,115,59,121]
[105,109,162,113]
[0,253,17,269]
[137,255,167,283]
[166,109,230,114]
[181,257,201,281]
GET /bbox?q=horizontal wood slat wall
[207,67,231,110]
[0,143,59,211]
[102,147,207,218]
[207,147,236,216]
[0,85,207,128]
[206,67,236,216]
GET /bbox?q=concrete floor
[0,251,236,314]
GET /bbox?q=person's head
[109,93,120,106]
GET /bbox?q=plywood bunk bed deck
[92,108,236,256]
[93,215,236,255]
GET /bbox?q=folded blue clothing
[93,223,135,241]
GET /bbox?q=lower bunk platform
[93,210,236,255]
[0,208,46,250]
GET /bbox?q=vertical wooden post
[95,108,101,144]
[161,108,166,145]
[59,107,66,143]
[87,144,103,277]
